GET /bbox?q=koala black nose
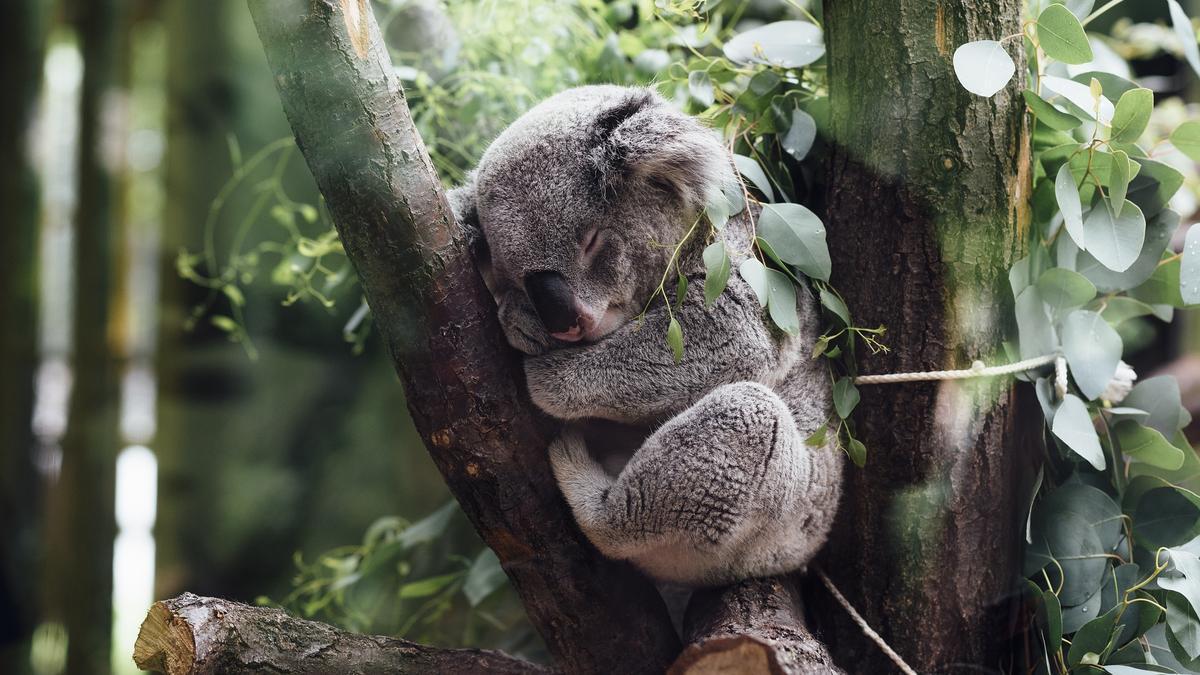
[524,271,579,334]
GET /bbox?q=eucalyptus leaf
[739,258,770,307]
[847,437,867,468]
[1110,149,1132,215]
[1029,508,1109,604]
[1043,75,1115,125]
[1037,4,1094,65]
[733,154,775,202]
[833,377,860,419]
[820,288,851,326]
[1083,199,1146,273]
[1127,159,1185,218]
[953,40,1016,97]
[1015,286,1059,360]
[703,242,731,308]
[1111,88,1154,144]
[1121,376,1187,438]
[1168,0,1200,79]
[463,549,507,607]
[1056,164,1086,248]
[765,268,800,335]
[667,317,684,363]
[1037,267,1096,311]
[782,108,817,160]
[1077,208,1178,293]
[1173,121,1200,164]
[1062,310,1123,401]
[1099,297,1155,326]
[1024,89,1083,131]
[1051,394,1106,469]
[1067,606,1120,668]
[1183,225,1200,306]
[1116,420,1186,471]
[688,70,715,106]
[757,203,831,281]
[723,20,825,69]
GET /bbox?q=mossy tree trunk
[0,0,47,670]
[818,0,1031,671]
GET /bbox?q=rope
[854,354,1057,386]
[815,567,919,675]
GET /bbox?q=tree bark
[43,0,125,672]
[670,578,842,675]
[0,0,47,669]
[819,0,1029,671]
[244,1,679,672]
[133,593,550,675]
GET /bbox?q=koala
[448,85,844,586]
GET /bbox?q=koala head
[450,85,736,355]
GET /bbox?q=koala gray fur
[448,85,844,587]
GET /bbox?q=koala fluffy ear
[448,171,494,278]
[588,89,734,208]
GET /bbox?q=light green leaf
[399,572,460,599]
[756,203,831,281]
[705,189,731,231]
[703,242,731,308]
[833,377,860,419]
[688,70,715,106]
[953,40,1016,97]
[819,288,851,326]
[1116,420,1186,470]
[1099,296,1155,326]
[398,501,458,549]
[1128,159,1185,218]
[723,20,825,68]
[1062,309,1123,401]
[733,154,775,202]
[667,317,684,364]
[1077,208,1179,292]
[738,258,769,307]
[846,437,867,468]
[463,549,507,607]
[1043,75,1115,125]
[1015,286,1058,360]
[1169,0,1200,79]
[1111,88,1154,143]
[1066,607,1119,668]
[1056,164,1086,248]
[1083,199,1146,273]
[765,269,799,335]
[211,315,237,332]
[1037,268,1095,312]
[1109,149,1131,215]
[1037,4,1094,64]
[1172,120,1200,164]
[1122,376,1187,438]
[1051,393,1106,469]
[1183,224,1200,305]
[1024,89,1083,131]
[1160,548,1200,658]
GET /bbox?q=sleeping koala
[448,85,843,586]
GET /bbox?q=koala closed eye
[580,228,609,263]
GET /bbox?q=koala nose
[524,271,580,336]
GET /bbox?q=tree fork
[242,0,680,672]
[819,0,1031,670]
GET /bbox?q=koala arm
[526,276,781,424]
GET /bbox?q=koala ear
[588,89,734,208]
[448,171,495,286]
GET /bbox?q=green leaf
[1131,256,1185,308]
[1165,590,1200,663]
[399,572,461,599]
[1062,309,1123,401]
[738,258,769,307]
[1169,0,1200,79]
[1161,549,1200,658]
[1056,164,1086,248]
[952,40,1016,97]
[687,70,715,106]
[1083,199,1146,273]
[1043,75,1114,124]
[1100,297,1155,326]
[1037,4,1094,64]
[1024,89,1083,131]
[1116,420,1186,470]
[756,203,831,282]
[1172,120,1200,163]
[666,317,684,364]
[1028,508,1108,604]
[733,154,775,202]
[782,108,817,161]
[675,272,688,308]
[705,189,731,231]
[846,437,867,468]
[398,501,458,549]
[702,242,731,308]
[819,288,851,326]
[723,20,824,68]
[833,378,860,419]
[1040,483,1124,550]
[1183,224,1200,305]
[211,315,237,332]
[1051,393,1106,469]
[1111,88,1154,143]
[1015,286,1058,360]
[463,549,507,607]
[1067,606,1120,668]
[1078,209,1179,292]
[1110,149,1132,216]
[805,425,828,447]
[1127,159,1185,218]
[765,269,799,334]
[1122,376,1188,438]
[1037,267,1096,311]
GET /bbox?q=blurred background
[2,1,1199,674]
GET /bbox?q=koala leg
[550,381,839,585]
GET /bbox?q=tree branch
[670,578,842,675]
[132,593,549,674]
[243,0,679,672]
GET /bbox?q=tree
[815,0,1029,670]
[136,0,1029,672]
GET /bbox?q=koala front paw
[548,427,594,486]
[497,292,552,356]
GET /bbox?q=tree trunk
[44,0,125,672]
[244,1,680,672]
[0,0,47,670]
[133,593,549,675]
[819,0,1029,671]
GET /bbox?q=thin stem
[1082,0,1125,27]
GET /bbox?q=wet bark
[243,1,680,672]
[133,593,550,675]
[818,0,1030,671]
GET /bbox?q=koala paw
[548,427,593,484]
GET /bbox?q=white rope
[815,567,919,675]
[854,354,1057,386]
